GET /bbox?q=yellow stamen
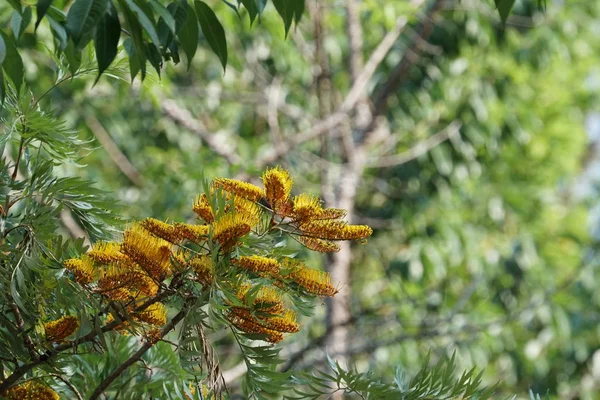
[262,166,293,213]
[297,236,341,253]
[213,177,265,202]
[193,193,215,223]
[173,222,210,244]
[121,224,173,280]
[299,220,373,240]
[292,193,323,221]
[189,255,214,286]
[140,218,182,244]
[64,257,95,284]
[234,255,280,276]
[44,315,80,343]
[88,241,130,264]
[227,313,284,343]
[212,212,253,251]
[2,382,60,400]
[134,303,167,326]
[281,258,338,297]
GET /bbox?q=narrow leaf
[119,0,147,81]
[239,0,258,24]
[0,32,24,92]
[150,0,176,33]
[64,38,82,74]
[35,0,54,29]
[194,0,227,70]
[0,69,5,105]
[495,0,516,24]
[293,0,304,24]
[94,1,120,81]
[0,34,5,65]
[158,1,187,47]
[271,0,293,37]
[177,1,198,70]
[66,0,109,45]
[6,0,22,13]
[123,0,161,48]
[11,7,32,41]
[47,16,68,51]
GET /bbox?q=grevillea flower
[233,255,280,276]
[134,303,167,326]
[315,207,347,220]
[193,193,215,223]
[227,314,284,343]
[262,166,293,213]
[232,196,262,227]
[237,285,284,314]
[44,315,79,343]
[281,258,338,297]
[173,222,210,244]
[212,212,253,251]
[63,257,95,284]
[292,193,323,221]
[213,178,265,202]
[299,220,373,241]
[121,224,173,280]
[88,241,130,264]
[140,218,182,244]
[297,236,341,253]
[2,382,60,400]
[189,255,214,286]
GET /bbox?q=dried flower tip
[297,236,341,253]
[299,220,373,240]
[121,224,173,280]
[64,257,95,284]
[228,314,284,343]
[262,166,293,213]
[189,255,214,286]
[173,222,210,244]
[283,260,338,297]
[88,241,130,264]
[134,303,167,326]
[140,218,182,244]
[317,208,347,220]
[212,212,253,251]
[292,193,323,221]
[44,315,79,343]
[193,193,215,223]
[213,177,265,202]
[144,327,163,344]
[2,382,60,400]
[234,255,280,276]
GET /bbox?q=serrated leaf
[94,1,120,81]
[66,0,109,47]
[11,7,32,41]
[0,32,24,92]
[495,0,516,24]
[35,0,54,29]
[177,1,198,70]
[194,0,227,70]
[123,0,161,48]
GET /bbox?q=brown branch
[50,373,84,400]
[162,99,242,165]
[85,115,145,187]
[88,306,188,400]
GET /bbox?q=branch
[367,122,461,168]
[161,100,242,165]
[88,306,188,400]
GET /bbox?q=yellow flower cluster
[44,316,80,343]
[2,382,59,400]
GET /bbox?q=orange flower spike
[233,196,262,227]
[234,255,280,276]
[262,166,293,213]
[64,257,95,284]
[297,236,341,253]
[189,255,214,286]
[317,208,347,220]
[299,220,373,241]
[140,218,182,244]
[121,223,173,280]
[2,382,60,400]
[213,177,265,202]
[172,223,210,244]
[44,315,80,343]
[263,309,299,333]
[283,259,338,297]
[227,314,284,343]
[212,212,253,251]
[134,303,167,326]
[193,193,215,223]
[88,241,130,264]
[292,193,323,221]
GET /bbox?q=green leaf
[495,0,516,24]
[0,32,24,92]
[11,7,32,41]
[46,5,66,22]
[158,1,187,48]
[149,0,176,34]
[6,0,22,13]
[177,1,198,70]
[94,1,121,81]
[123,38,141,81]
[119,0,147,81]
[64,39,82,75]
[194,0,227,70]
[66,0,109,46]
[0,69,5,105]
[47,16,67,51]
[146,43,163,76]
[0,34,5,65]
[239,0,258,24]
[293,0,304,24]
[271,0,294,37]
[123,0,161,49]
[35,0,54,29]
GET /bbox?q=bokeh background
[14,0,600,398]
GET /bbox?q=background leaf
[0,32,23,92]
[11,7,32,41]
[177,1,198,70]
[495,0,516,23]
[94,1,121,81]
[35,0,55,29]
[66,0,109,47]
[194,0,227,70]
